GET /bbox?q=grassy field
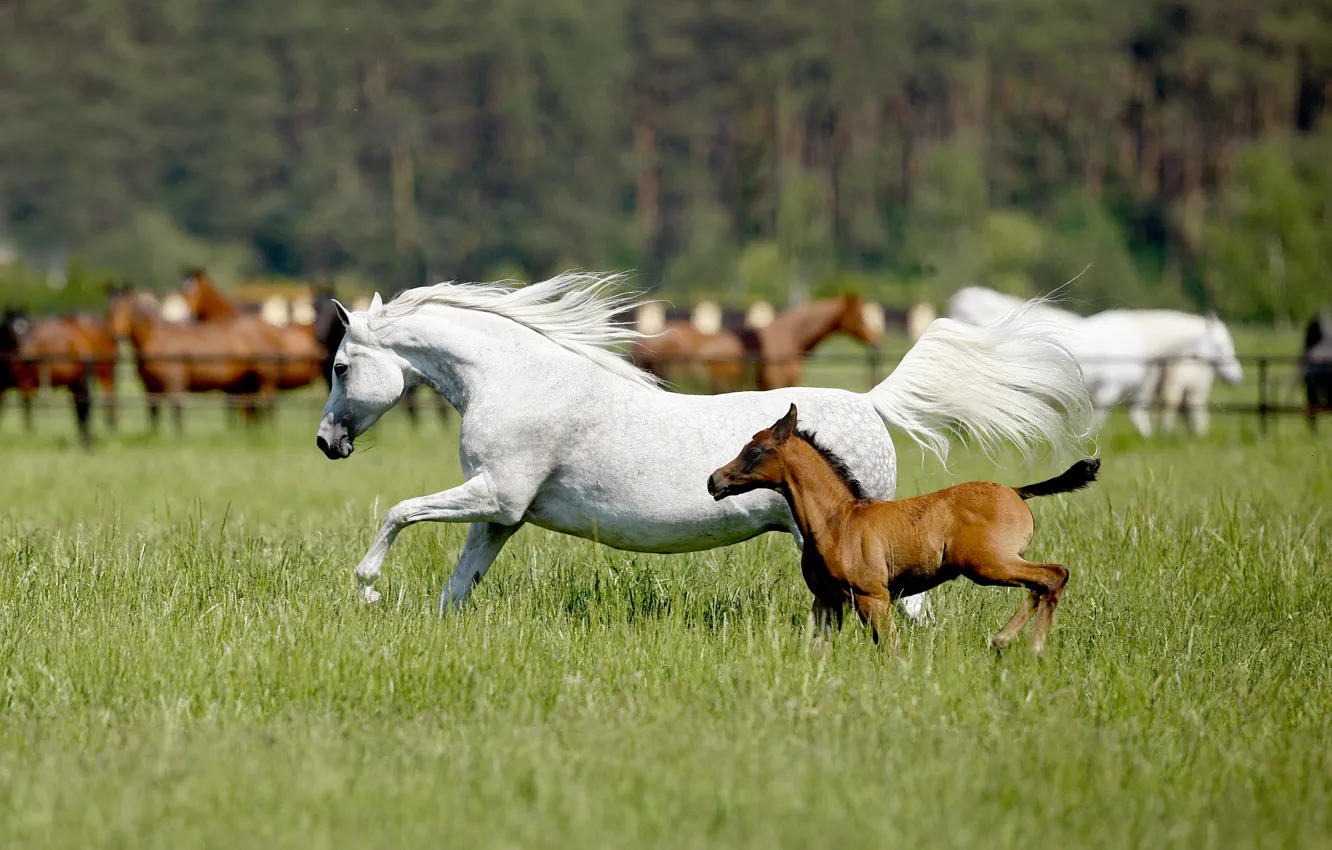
[1,352,1330,848]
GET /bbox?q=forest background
[2,0,1330,325]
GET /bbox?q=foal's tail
[1015,458,1101,500]
[865,301,1094,465]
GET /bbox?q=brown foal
[707,404,1099,652]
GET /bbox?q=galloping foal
[708,404,1099,652]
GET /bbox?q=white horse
[948,287,1242,437]
[316,273,1092,622]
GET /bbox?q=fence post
[1258,356,1269,436]
[866,349,880,392]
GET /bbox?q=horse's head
[1200,312,1242,385]
[835,293,882,347]
[707,404,799,500]
[316,293,407,460]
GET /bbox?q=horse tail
[864,303,1093,465]
[1015,458,1101,500]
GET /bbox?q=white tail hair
[867,304,1093,464]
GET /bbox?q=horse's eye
[744,446,762,463]
[334,362,349,378]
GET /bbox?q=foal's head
[707,404,802,500]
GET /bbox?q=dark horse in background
[1303,310,1332,431]
[312,285,451,427]
[0,305,118,449]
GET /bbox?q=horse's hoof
[359,586,382,605]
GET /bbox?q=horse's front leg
[353,472,524,604]
[789,527,933,625]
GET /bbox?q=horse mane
[370,271,661,388]
[793,427,868,501]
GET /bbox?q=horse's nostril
[317,435,330,453]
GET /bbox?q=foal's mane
[792,427,868,501]
[369,271,661,388]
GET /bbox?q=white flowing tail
[867,305,1093,464]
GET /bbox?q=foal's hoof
[359,585,382,605]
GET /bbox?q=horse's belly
[521,487,790,553]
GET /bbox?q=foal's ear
[772,403,798,441]
[332,299,352,328]
[370,292,383,311]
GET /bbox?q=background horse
[1302,310,1332,430]
[313,272,1091,621]
[109,286,280,431]
[949,287,1242,436]
[181,270,322,391]
[632,294,882,392]
[0,306,118,447]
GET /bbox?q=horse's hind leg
[437,521,524,614]
[962,554,1069,652]
[991,592,1039,649]
[1028,565,1069,653]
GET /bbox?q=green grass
[1,367,1331,848]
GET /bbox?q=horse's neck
[765,302,843,354]
[197,281,240,319]
[128,311,158,348]
[385,308,593,415]
[777,440,858,544]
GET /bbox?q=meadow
[0,354,1329,848]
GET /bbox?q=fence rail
[0,351,1321,434]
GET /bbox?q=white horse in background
[948,287,1242,436]
[316,273,1092,623]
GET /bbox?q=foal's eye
[744,446,762,463]
[334,362,349,378]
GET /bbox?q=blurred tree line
[1,0,1331,322]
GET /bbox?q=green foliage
[1,1,1331,320]
[1204,140,1332,324]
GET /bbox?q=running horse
[0,305,118,448]
[108,286,280,431]
[314,272,1091,622]
[631,294,882,392]
[180,270,322,391]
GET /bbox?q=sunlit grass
[0,403,1328,847]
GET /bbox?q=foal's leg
[789,528,933,625]
[353,472,528,605]
[809,597,843,652]
[854,592,898,651]
[439,521,524,614]
[1028,565,1069,654]
[963,555,1068,652]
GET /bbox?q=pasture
[1,374,1329,847]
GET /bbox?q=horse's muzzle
[706,472,731,501]
[316,418,354,459]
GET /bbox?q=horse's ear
[772,403,798,440]
[370,292,383,311]
[332,299,352,328]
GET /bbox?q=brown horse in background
[181,270,322,391]
[632,294,882,392]
[0,307,118,448]
[108,287,280,432]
